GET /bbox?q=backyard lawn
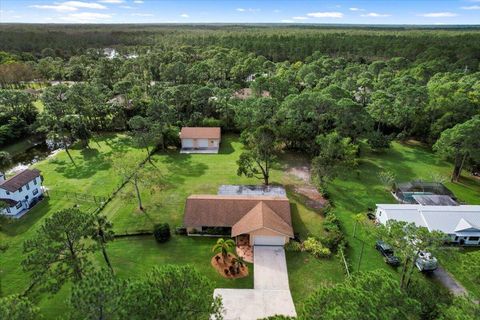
[1,134,479,318]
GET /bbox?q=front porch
[235,234,253,263]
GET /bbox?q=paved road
[214,246,297,320]
[433,267,468,296]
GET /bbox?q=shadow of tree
[2,198,52,237]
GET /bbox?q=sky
[0,0,479,24]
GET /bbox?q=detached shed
[179,127,221,154]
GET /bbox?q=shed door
[253,236,285,246]
[198,139,209,148]
[182,139,193,148]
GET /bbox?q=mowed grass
[34,133,146,196]
[0,133,147,317]
[327,141,480,294]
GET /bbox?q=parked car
[375,240,401,267]
[415,251,438,272]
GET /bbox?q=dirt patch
[287,166,311,182]
[211,253,249,279]
[287,166,328,209]
[294,186,328,209]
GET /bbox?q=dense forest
[0,24,480,319]
[1,25,479,181]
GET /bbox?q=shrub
[303,237,332,258]
[153,223,171,243]
[285,241,302,252]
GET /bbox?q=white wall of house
[181,138,220,149]
[0,176,44,217]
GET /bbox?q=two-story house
[0,169,44,218]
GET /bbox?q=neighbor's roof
[0,198,18,207]
[233,88,270,100]
[180,127,221,139]
[231,202,294,237]
[376,204,480,235]
[184,195,292,234]
[0,169,41,193]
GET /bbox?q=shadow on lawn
[2,199,52,237]
[161,154,208,188]
[53,149,112,179]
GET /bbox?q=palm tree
[212,238,235,263]
[231,255,246,274]
[92,214,115,272]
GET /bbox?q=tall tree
[433,116,480,182]
[91,214,115,273]
[123,265,223,320]
[0,151,12,173]
[22,209,96,293]
[70,268,125,320]
[302,270,420,320]
[311,132,357,190]
[237,125,279,186]
[0,295,40,320]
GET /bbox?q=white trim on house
[0,174,44,219]
[375,204,480,246]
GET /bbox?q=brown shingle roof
[232,202,294,237]
[184,195,292,236]
[0,169,41,193]
[233,88,271,100]
[180,127,221,139]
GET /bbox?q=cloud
[306,12,343,18]
[419,12,458,17]
[292,16,309,20]
[361,12,391,17]
[60,12,112,22]
[461,5,480,10]
[62,1,107,9]
[31,1,107,12]
[273,9,281,13]
[180,13,189,18]
[236,8,260,13]
[131,13,153,17]
[98,0,124,3]
[280,19,295,23]
[120,5,134,9]
[134,0,144,3]
[349,7,365,12]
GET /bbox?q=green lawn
[327,141,480,295]
[2,134,479,318]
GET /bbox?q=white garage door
[182,139,193,148]
[253,236,285,246]
[198,139,209,148]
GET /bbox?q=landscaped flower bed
[211,252,249,279]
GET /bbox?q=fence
[46,190,107,205]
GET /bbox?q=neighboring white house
[180,127,221,154]
[375,204,480,246]
[0,169,44,219]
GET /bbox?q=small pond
[5,138,60,174]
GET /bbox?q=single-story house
[232,88,271,100]
[375,204,480,246]
[0,169,44,218]
[180,127,221,154]
[183,194,294,246]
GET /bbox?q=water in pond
[6,139,60,174]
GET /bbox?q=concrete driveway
[254,246,291,290]
[213,246,297,320]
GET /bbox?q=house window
[6,207,10,213]
[33,179,37,185]
[454,236,459,242]
[16,202,22,209]
[33,189,38,195]
[468,237,480,241]
[25,195,29,200]
[6,191,10,195]
[26,183,30,190]
[18,187,23,192]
